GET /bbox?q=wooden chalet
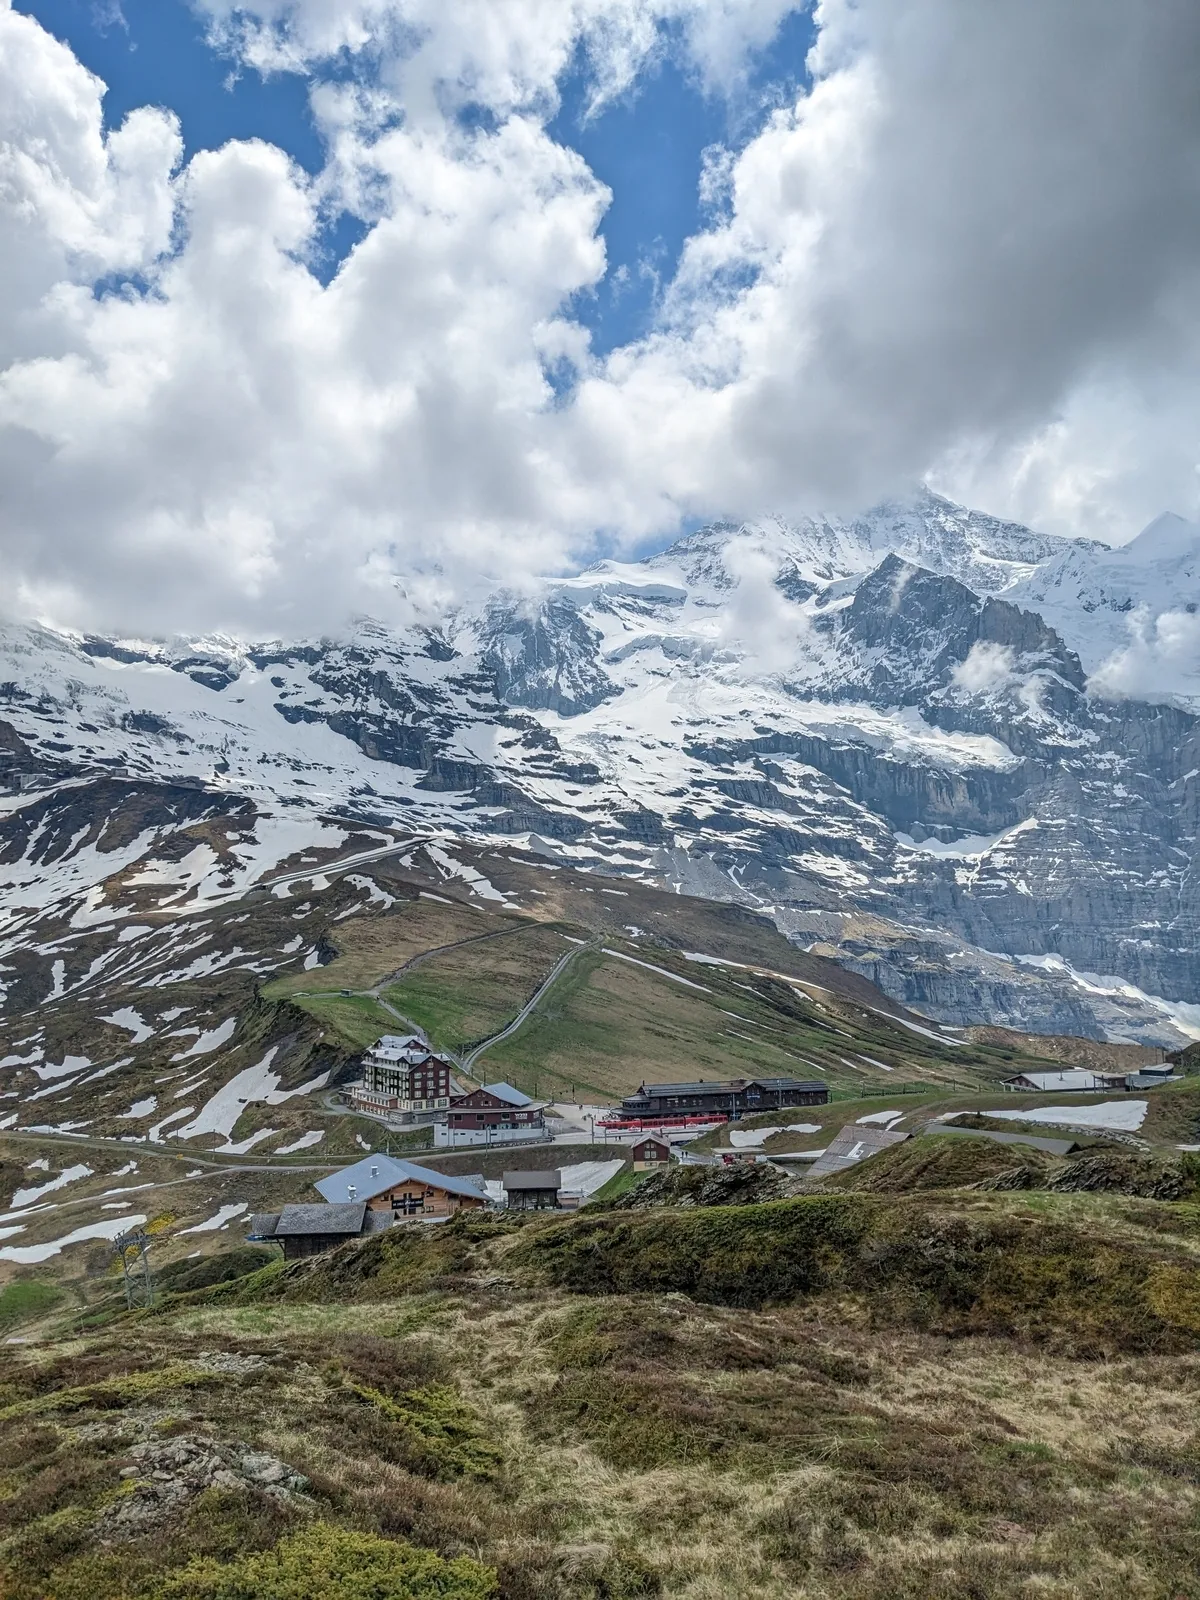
[631,1134,671,1170]
[316,1155,488,1218]
[620,1076,828,1120]
[248,1203,392,1260]
[436,1082,546,1148]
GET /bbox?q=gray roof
[745,1078,827,1092]
[482,1082,532,1106]
[1127,1072,1180,1088]
[273,1202,367,1237]
[928,1126,1078,1156]
[1002,1070,1107,1092]
[807,1124,910,1179]
[642,1081,733,1097]
[315,1154,488,1205]
[247,1212,280,1239]
[503,1170,561,1190]
[635,1078,825,1098]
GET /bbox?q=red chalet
[435,1082,547,1149]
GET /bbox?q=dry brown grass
[4,1194,1200,1598]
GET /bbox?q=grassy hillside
[3,1180,1200,1598]
[262,853,1068,1103]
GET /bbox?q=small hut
[631,1135,671,1170]
[503,1170,561,1211]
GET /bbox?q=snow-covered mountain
[2,490,1198,1044]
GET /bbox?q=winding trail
[461,940,596,1074]
[257,834,434,894]
[286,924,598,1085]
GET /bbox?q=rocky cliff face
[1,489,1197,1045]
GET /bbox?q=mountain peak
[1124,511,1200,564]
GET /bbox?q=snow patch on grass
[0,1214,147,1265]
[180,1202,249,1234]
[990,1100,1149,1132]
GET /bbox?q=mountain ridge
[2,490,1197,1046]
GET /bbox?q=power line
[112,1227,156,1311]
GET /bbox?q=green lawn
[285,993,400,1049]
[382,924,578,1054]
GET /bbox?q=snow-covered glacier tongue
[1,491,1196,1045]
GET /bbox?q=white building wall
[434,1124,546,1149]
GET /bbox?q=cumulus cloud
[952,642,1016,696]
[3,0,1200,637]
[1090,607,1200,705]
[600,0,1200,529]
[719,533,812,674]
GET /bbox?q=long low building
[1003,1066,1178,1094]
[619,1076,828,1121]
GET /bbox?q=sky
[3,0,1200,636]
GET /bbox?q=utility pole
[113,1228,155,1311]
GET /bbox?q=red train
[597,1112,728,1132]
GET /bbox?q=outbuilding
[248,1203,393,1260]
[503,1170,561,1211]
[631,1135,671,1170]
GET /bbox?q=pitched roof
[482,1082,532,1106]
[273,1203,367,1236]
[503,1170,561,1190]
[642,1081,735,1097]
[315,1154,488,1205]
[807,1124,909,1179]
[634,1078,825,1098]
[247,1212,280,1239]
[1003,1070,1106,1092]
[746,1078,828,1093]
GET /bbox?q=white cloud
[952,641,1015,695]
[3,0,1200,636]
[592,0,1200,537]
[719,532,812,674]
[1090,607,1200,705]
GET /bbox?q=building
[346,1034,453,1123]
[1002,1069,1109,1093]
[1125,1070,1180,1090]
[1002,1066,1178,1094]
[806,1124,909,1179]
[248,1203,393,1260]
[503,1170,561,1211]
[619,1077,828,1122]
[316,1154,488,1218]
[435,1082,547,1149]
[631,1135,671,1170]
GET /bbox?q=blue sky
[3,0,1188,634]
[19,0,813,342]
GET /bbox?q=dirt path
[0,1128,338,1173]
[257,834,434,893]
[461,939,597,1075]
